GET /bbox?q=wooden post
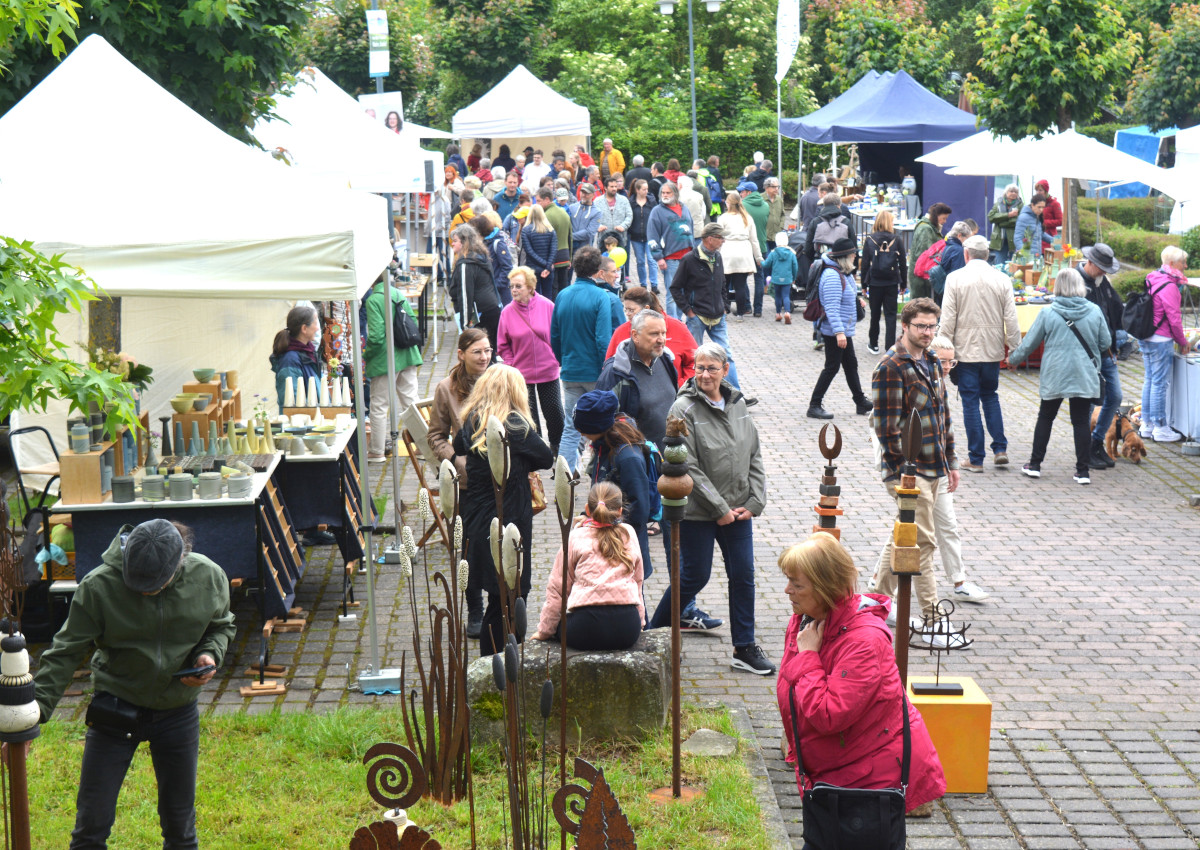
[3,741,32,850]
[671,521,682,797]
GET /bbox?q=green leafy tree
[0,0,78,71]
[294,0,437,124]
[969,0,1140,137]
[0,0,308,143]
[0,239,139,436]
[1127,3,1200,131]
[821,0,955,99]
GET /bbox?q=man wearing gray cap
[669,222,741,387]
[1076,243,1125,471]
[35,518,235,848]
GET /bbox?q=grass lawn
[29,704,771,848]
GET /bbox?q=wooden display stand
[909,676,992,793]
[282,406,352,418]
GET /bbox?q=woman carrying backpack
[1139,245,1190,442]
[861,210,907,354]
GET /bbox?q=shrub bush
[1080,215,1177,268]
[1111,267,1200,298]
[1077,123,1137,147]
[1094,197,1159,231]
[1181,225,1200,261]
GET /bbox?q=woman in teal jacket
[365,276,424,462]
[269,304,323,412]
[1009,268,1109,484]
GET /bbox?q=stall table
[1166,354,1200,440]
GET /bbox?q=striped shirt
[871,344,958,481]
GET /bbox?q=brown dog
[1090,410,1148,463]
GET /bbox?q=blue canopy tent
[1109,125,1177,199]
[780,70,985,232]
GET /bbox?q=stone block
[466,628,670,746]
[891,545,921,574]
[892,520,918,548]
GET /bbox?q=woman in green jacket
[365,275,424,462]
[908,202,952,299]
[987,184,1023,266]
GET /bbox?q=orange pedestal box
[908,676,991,793]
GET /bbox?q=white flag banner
[366,10,389,78]
[776,0,801,83]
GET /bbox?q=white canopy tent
[255,67,444,194]
[452,65,591,161]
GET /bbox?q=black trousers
[868,284,898,350]
[527,381,565,455]
[810,335,867,407]
[727,272,751,316]
[1030,396,1091,476]
[559,604,642,651]
[478,305,502,362]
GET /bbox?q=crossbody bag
[789,687,910,850]
[1059,312,1106,406]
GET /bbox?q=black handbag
[789,688,910,850]
[85,691,142,740]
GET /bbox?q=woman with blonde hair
[452,365,554,654]
[860,208,906,353]
[521,204,559,298]
[717,191,763,317]
[776,532,946,831]
[532,481,645,651]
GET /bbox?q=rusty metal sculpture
[553,758,637,849]
[812,424,844,539]
[651,416,697,801]
[350,742,442,850]
[890,410,924,685]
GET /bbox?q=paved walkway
[41,297,1200,848]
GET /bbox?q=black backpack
[1121,276,1170,340]
[869,233,900,279]
[392,298,423,349]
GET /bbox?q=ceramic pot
[227,473,253,499]
[197,472,222,500]
[70,423,91,455]
[169,473,193,501]
[226,370,239,390]
[111,476,135,503]
[141,475,165,501]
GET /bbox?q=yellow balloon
[608,247,628,268]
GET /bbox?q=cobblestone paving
[43,301,1200,848]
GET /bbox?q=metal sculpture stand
[812,424,844,538]
[650,417,701,803]
[552,457,579,850]
[909,599,973,695]
[351,742,441,849]
[891,411,924,685]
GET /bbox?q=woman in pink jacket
[498,267,564,454]
[532,482,645,651]
[1139,245,1190,443]
[776,533,946,824]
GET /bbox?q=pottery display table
[53,454,305,620]
[1166,354,1200,440]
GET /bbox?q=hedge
[1077,123,1137,148]
[1079,215,1176,268]
[1094,197,1160,232]
[1112,267,1200,298]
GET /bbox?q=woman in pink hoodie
[776,533,946,823]
[498,267,563,453]
[533,482,645,651]
[1139,245,1190,442]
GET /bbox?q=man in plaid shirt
[869,298,961,625]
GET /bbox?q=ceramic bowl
[192,368,217,383]
[196,393,212,405]
[1182,441,1200,457]
[191,398,207,411]
[170,398,192,414]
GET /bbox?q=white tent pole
[385,197,406,542]
[777,83,783,175]
[350,296,380,674]
[429,193,439,362]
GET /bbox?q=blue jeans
[558,380,595,473]
[772,284,791,313]
[1090,354,1123,441]
[956,361,1006,464]
[752,266,765,314]
[660,259,682,320]
[649,518,757,647]
[631,240,658,289]
[685,314,741,388]
[73,699,200,849]
[1140,338,1174,426]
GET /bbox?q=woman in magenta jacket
[498,266,564,454]
[1139,245,1191,442]
[776,533,946,819]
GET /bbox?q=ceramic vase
[174,422,185,456]
[306,377,318,411]
[341,378,351,409]
[319,379,331,407]
[261,418,276,453]
[284,377,295,408]
[331,380,342,407]
[314,407,324,426]
[189,422,203,456]
[226,369,239,390]
[143,440,159,471]
[295,379,306,408]
[207,422,219,456]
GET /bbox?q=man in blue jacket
[646,180,695,321]
[551,246,625,473]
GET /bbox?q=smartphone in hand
[172,664,216,679]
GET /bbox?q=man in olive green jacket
[35,519,235,848]
[987,184,1023,265]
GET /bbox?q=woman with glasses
[648,343,774,675]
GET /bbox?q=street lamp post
[657,0,723,163]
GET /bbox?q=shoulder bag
[1059,312,1105,406]
[789,686,910,850]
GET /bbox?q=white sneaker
[1153,425,1181,442]
[1139,426,1154,439]
[952,582,989,603]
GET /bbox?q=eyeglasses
[467,347,493,356]
[694,365,724,373]
[910,322,939,332]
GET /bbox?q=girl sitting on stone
[533,482,645,651]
